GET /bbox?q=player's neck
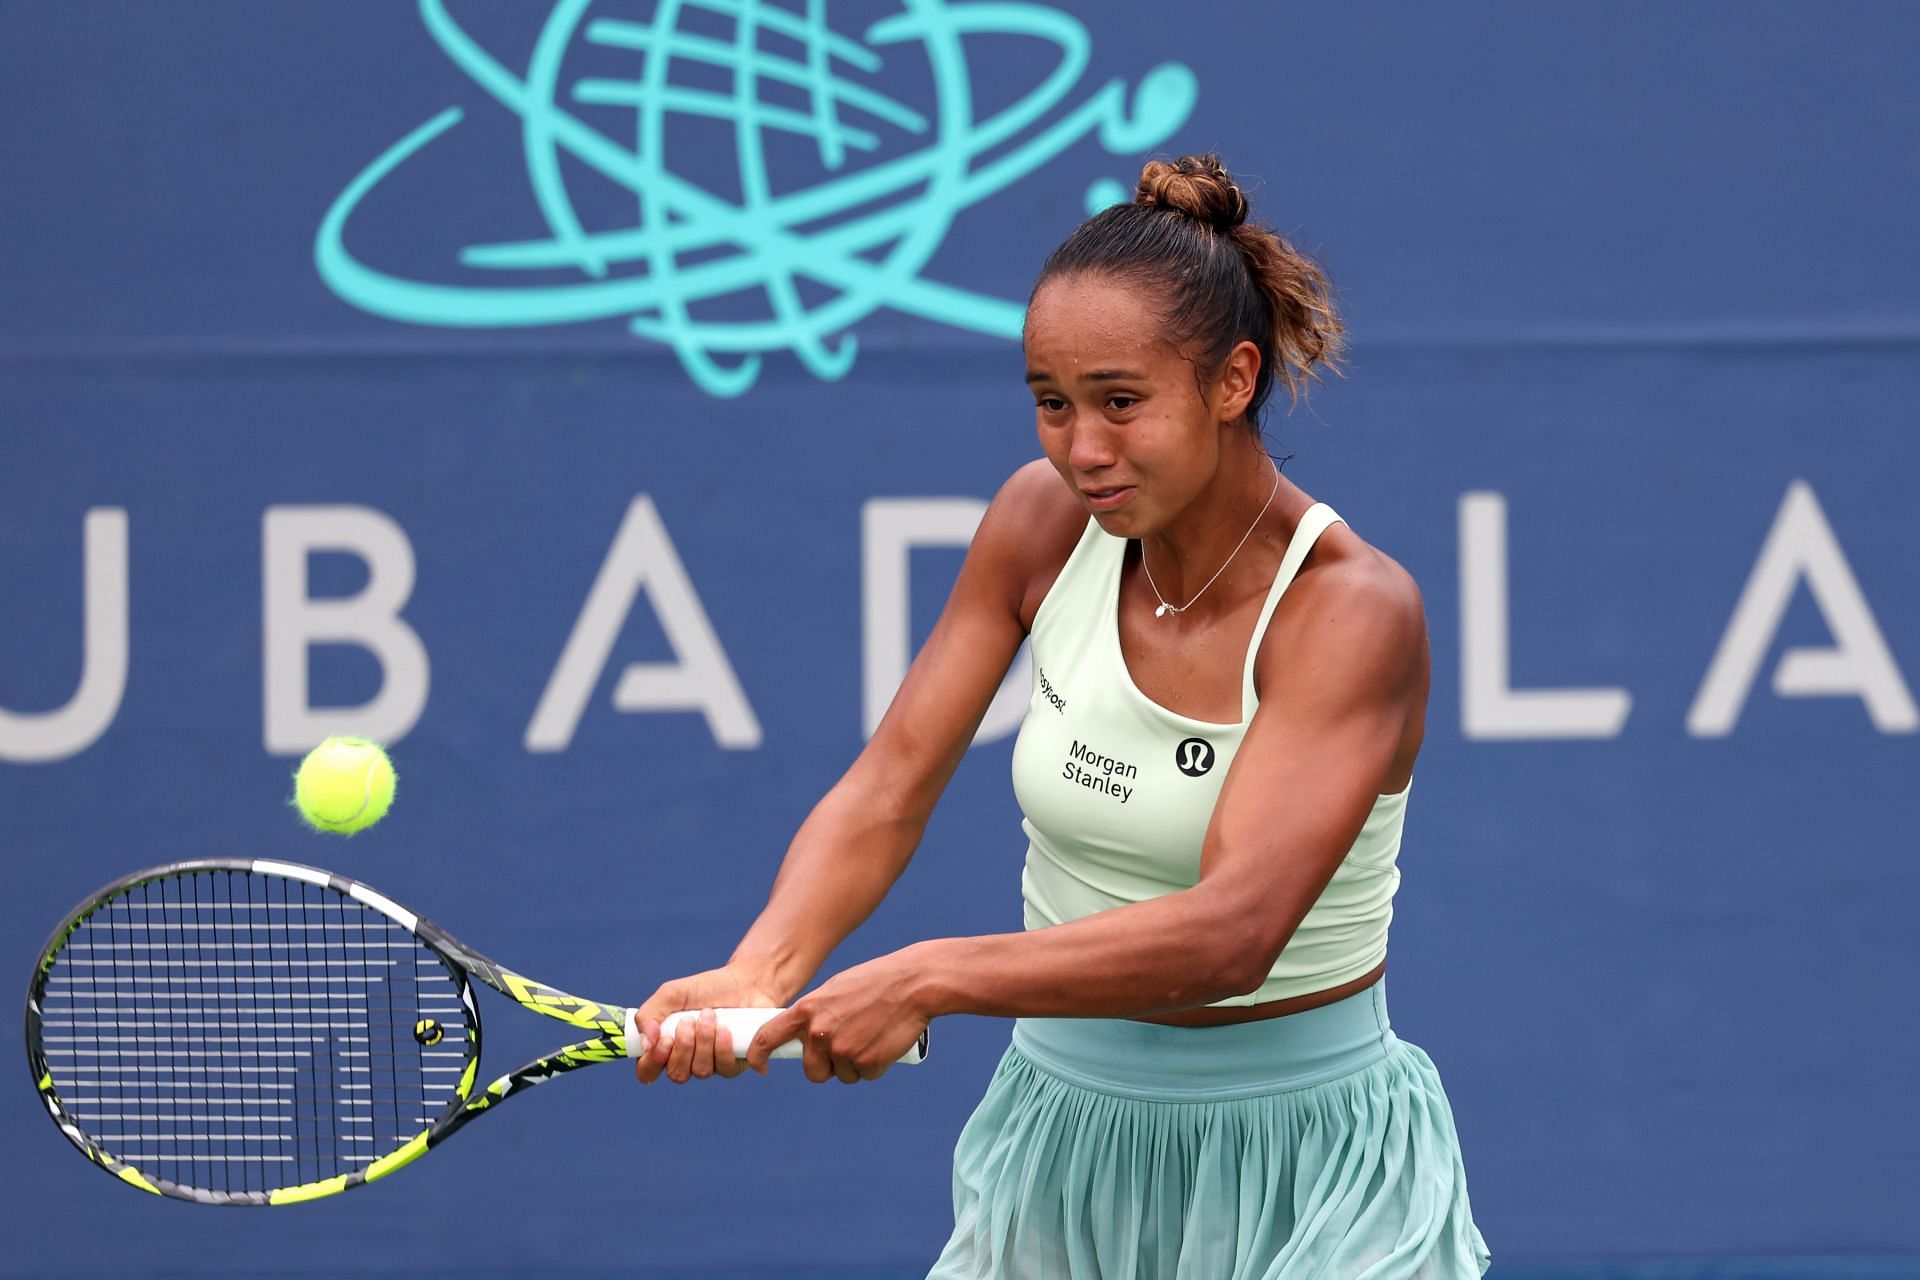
[1139,446,1283,605]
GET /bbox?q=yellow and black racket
[25,858,928,1206]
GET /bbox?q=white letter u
[0,508,130,763]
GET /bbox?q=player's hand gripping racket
[25,858,928,1206]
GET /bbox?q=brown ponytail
[1035,153,1344,421]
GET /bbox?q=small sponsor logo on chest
[1061,739,1136,803]
[1037,666,1066,713]
[1174,737,1216,777]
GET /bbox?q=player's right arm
[635,459,1082,1082]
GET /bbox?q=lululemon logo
[1174,738,1215,777]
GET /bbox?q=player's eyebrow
[1025,368,1146,385]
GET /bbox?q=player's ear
[1216,339,1260,424]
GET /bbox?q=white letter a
[526,496,761,751]
[1688,480,1916,736]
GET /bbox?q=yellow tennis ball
[292,736,396,835]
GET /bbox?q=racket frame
[26,857,633,1206]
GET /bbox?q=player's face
[1024,273,1232,538]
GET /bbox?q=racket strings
[36,870,471,1198]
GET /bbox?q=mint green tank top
[1011,503,1407,1006]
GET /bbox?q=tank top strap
[1239,503,1346,714]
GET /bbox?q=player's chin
[1084,482,1161,530]
[1088,503,1151,538]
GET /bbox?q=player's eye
[1106,395,1138,412]
[1035,395,1069,413]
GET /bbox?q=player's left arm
[747,547,1429,1081]
[1183,550,1428,971]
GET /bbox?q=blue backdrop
[4,2,1917,1275]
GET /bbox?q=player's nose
[1066,421,1119,472]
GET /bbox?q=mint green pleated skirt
[927,983,1490,1279]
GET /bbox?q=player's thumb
[745,1007,800,1075]
[631,984,695,1062]
[634,978,693,1026]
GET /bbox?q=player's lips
[1082,485,1135,510]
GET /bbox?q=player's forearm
[908,885,1295,1019]
[729,777,927,1001]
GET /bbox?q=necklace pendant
[1155,603,1171,618]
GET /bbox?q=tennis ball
[292,736,396,835]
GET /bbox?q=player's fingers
[633,1016,668,1083]
[833,1055,861,1085]
[712,1019,747,1079]
[689,1009,717,1079]
[746,1007,802,1074]
[650,1018,678,1071]
[664,1014,699,1083]
[801,1027,835,1084]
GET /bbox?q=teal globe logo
[316,0,1196,397]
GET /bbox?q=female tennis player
[633,154,1490,1278]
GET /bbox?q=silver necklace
[1141,457,1281,619]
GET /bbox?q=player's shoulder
[973,458,1083,540]
[988,456,1079,512]
[972,459,1088,623]
[1309,524,1423,616]
[1273,518,1427,665]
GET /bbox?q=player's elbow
[1208,947,1279,1001]
[1167,948,1270,1007]
[1187,887,1294,998]
[828,768,932,843]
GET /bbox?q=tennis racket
[25,857,929,1206]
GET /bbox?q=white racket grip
[624,1006,928,1064]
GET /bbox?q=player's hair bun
[1136,155,1248,232]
